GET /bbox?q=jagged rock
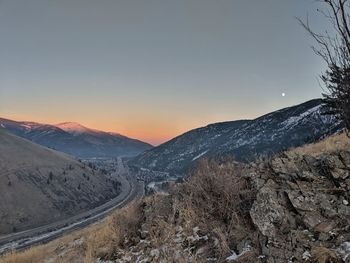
[286,190,315,212]
[250,180,286,237]
[94,146,350,263]
[339,152,350,169]
[249,149,350,262]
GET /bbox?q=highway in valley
[0,173,144,255]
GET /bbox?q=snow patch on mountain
[192,150,208,161]
[0,118,152,158]
[55,122,91,135]
[20,124,34,130]
[281,105,322,129]
[130,99,344,175]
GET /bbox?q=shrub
[85,202,143,260]
[180,158,256,227]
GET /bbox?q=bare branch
[299,0,350,136]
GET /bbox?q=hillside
[131,99,343,176]
[0,119,152,158]
[2,133,349,263]
[0,129,121,234]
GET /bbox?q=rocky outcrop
[248,150,350,262]
[95,144,350,263]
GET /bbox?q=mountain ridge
[0,118,153,158]
[130,99,344,176]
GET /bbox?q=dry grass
[182,159,255,225]
[1,239,76,263]
[0,219,106,263]
[85,202,142,261]
[173,159,257,260]
[0,247,46,263]
[0,201,142,263]
[290,132,350,156]
[311,246,342,263]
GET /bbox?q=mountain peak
[55,122,91,134]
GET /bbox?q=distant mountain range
[130,99,344,176]
[0,119,152,158]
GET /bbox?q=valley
[2,1,350,262]
[0,99,349,262]
[0,129,146,256]
[0,173,144,255]
[1,133,349,263]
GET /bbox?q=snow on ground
[147,182,156,189]
[20,124,33,130]
[226,251,238,261]
[192,150,208,161]
[337,242,350,261]
[281,105,322,129]
[302,250,311,261]
[55,122,91,135]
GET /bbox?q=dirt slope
[0,129,120,234]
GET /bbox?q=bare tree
[298,0,350,136]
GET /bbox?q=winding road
[0,174,144,255]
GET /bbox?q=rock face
[248,150,350,262]
[114,148,350,262]
[131,99,343,176]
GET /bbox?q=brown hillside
[0,129,120,234]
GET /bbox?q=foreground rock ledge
[248,150,350,262]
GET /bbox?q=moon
[282,92,286,97]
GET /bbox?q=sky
[0,0,332,145]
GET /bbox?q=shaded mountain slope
[131,99,343,175]
[0,129,121,234]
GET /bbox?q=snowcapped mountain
[0,119,153,158]
[56,122,92,135]
[130,99,344,176]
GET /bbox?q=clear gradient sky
[0,0,331,145]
